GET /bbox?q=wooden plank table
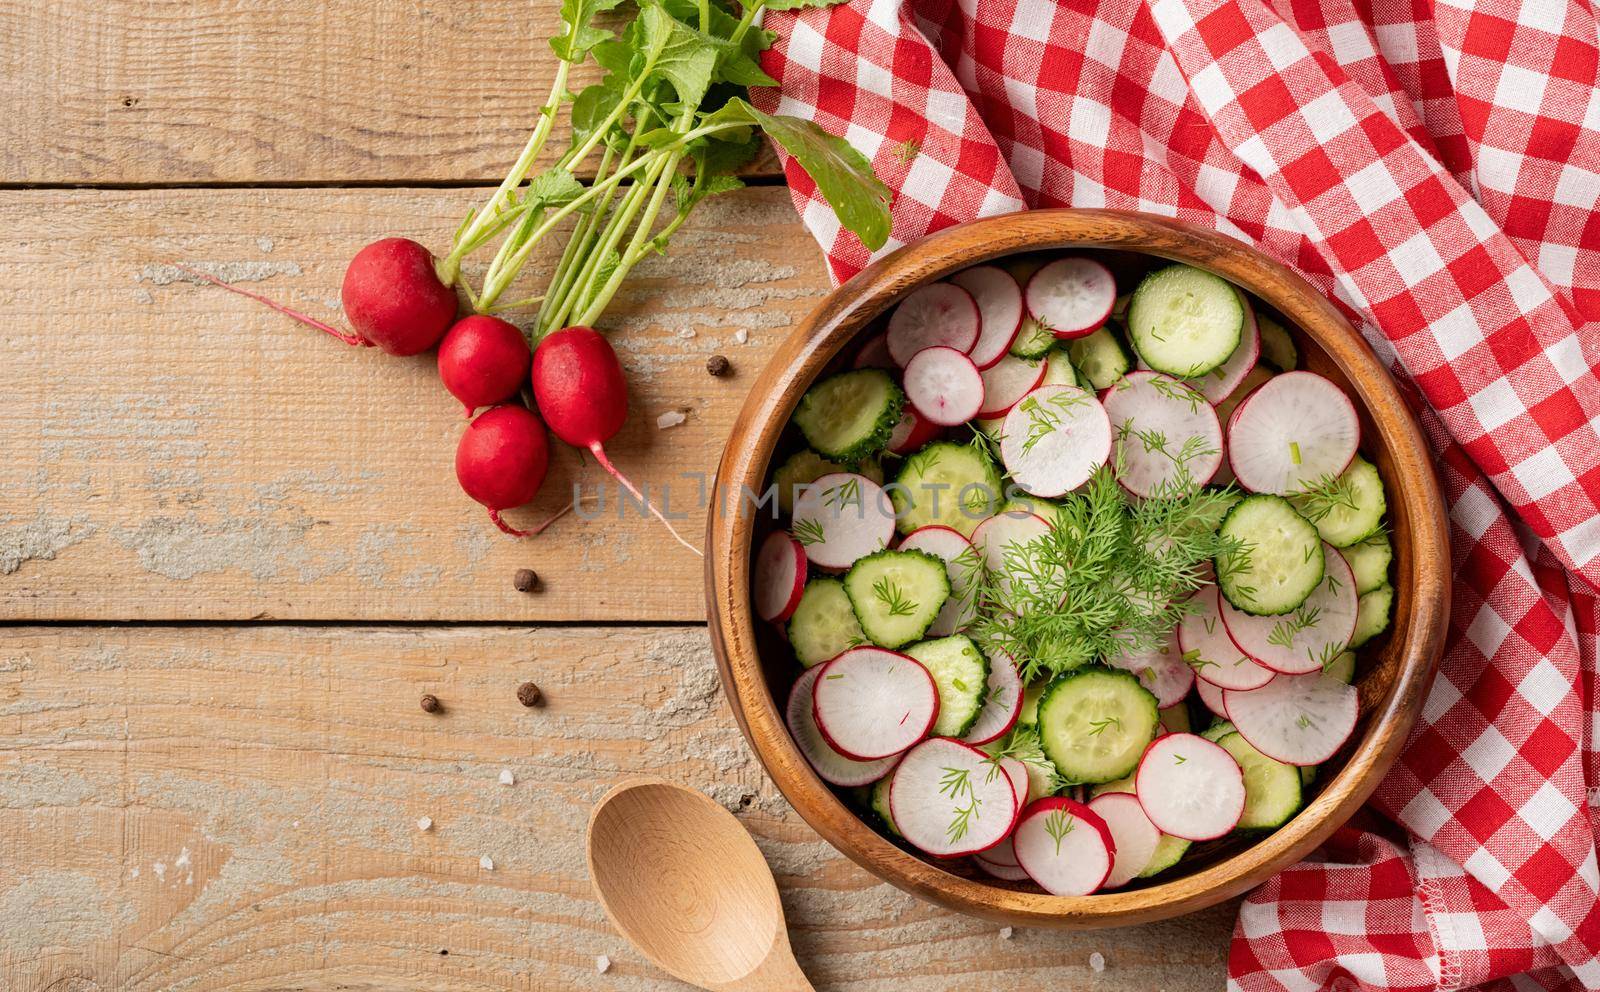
[0,3,1236,989]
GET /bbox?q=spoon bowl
[587,778,815,991]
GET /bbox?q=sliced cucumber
[772,449,843,516]
[1300,765,1317,788]
[1200,719,1236,743]
[1127,264,1244,378]
[1088,773,1134,798]
[1350,584,1394,648]
[1138,834,1192,878]
[905,635,991,738]
[1159,703,1192,735]
[1067,325,1133,390]
[1344,529,1393,595]
[1018,680,1046,728]
[793,368,904,463]
[1257,315,1299,372]
[1216,494,1325,616]
[843,549,950,648]
[787,578,865,668]
[1009,315,1055,359]
[870,774,901,837]
[889,441,1004,537]
[1216,731,1303,830]
[1042,347,1079,388]
[1036,667,1159,784]
[1291,456,1386,547]
[1325,650,1356,684]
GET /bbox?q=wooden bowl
[706,209,1449,927]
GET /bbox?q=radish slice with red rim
[951,265,1024,369]
[1134,733,1245,841]
[977,354,1047,418]
[1025,258,1116,340]
[888,406,942,455]
[889,737,1019,858]
[754,531,807,623]
[1087,792,1162,888]
[791,472,895,570]
[1012,797,1115,895]
[1191,290,1262,404]
[786,666,901,787]
[812,647,939,761]
[887,283,980,366]
[1227,371,1360,494]
[961,651,1025,745]
[1195,676,1228,718]
[1101,371,1223,496]
[1107,634,1194,709]
[999,757,1030,825]
[1224,671,1358,765]
[972,512,1055,603]
[900,525,981,637]
[975,849,1031,881]
[903,346,985,426]
[853,331,894,370]
[1221,546,1358,675]
[1178,586,1275,691]
[1213,364,1274,430]
[999,385,1113,498]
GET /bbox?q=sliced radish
[978,832,1020,867]
[1224,672,1358,765]
[786,666,900,787]
[1222,546,1358,675]
[1025,258,1116,340]
[903,346,985,426]
[1000,757,1030,826]
[1087,792,1162,888]
[977,354,1047,418]
[1196,677,1228,718]
[962,653,1025,745]
[999,385,1113,498]
[889,737,1019,858]
[888,406,941,455]
[951,265,1024,369]
[1101,371,1223,496]
[972,512,1054,602]
[1214,363,1274,428]
[754,531,807,623]
[900,525,980,637]
[853,331,894,370]
[791,472,895,570]
[1227,371,1360,494]
[1191,290,1262,404]
[1012,798,1115,896]
[1178,586,1274,691]
[1134,733,1245,841]
[975,855,1032,881]
[887,283,980,366]
[1107,634,1194,709]
[812,647,939,761]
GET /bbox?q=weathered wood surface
[0,625,1234,992]
[0,1,781,184]
[0,185,828,622]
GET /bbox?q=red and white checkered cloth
[752,1,1600,987]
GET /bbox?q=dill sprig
[873,577,918,618]
[1291,470,1359,522]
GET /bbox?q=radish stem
[588,441,703,557]
[488,498,579,539]
[174,265,369,347]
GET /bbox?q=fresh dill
[1291,470,1358,523]
[873,577,917,617]
[823,476,863,512]
[793,517,826,547]
[1266,604,1321,650]
[1087,716,1123,736]
[939,766,980,843]
[1043,809,1075,855]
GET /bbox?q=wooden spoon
[586,778,816,992]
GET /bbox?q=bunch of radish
[754,252,1395,893]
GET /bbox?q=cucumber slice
[1018,680,1046,727]
[1300,765,1317,787]
[1088,773,1135,798]
[843,549,950,649]
[1325,650,1356,684]
[1009,315,1055,359]
[1200,719,1236,743]
[1216,494,1324,616]
[1127,264,1244,378]
[787,578,865,668]
[1036,667,1159,784]
[773,449,842,516]
[1290,456,1386,547]
[1215,731,1303,830]
[1344,530,1393,595]
[1257,315,1299,372]
[1042,347,1079,388]
[792,369,904,463]
[1159,704,1193,735]
[870,774,901,837]
[904,635,991,738]
[1350,584,1394,648]
[1138,834,1192,878]
[1067,324,1133,390]
[889,440,1004,537]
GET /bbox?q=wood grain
[0,1,780,184]
[0,624,1233,992]
[0,185,828,622]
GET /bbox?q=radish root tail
[487,497,585,540]
[488,509,531,538]
[174,264,370,347]
[588,442,703,557]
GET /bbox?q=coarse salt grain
[656,410,687,430]
[999,927,1013,940]
[595,954,611,973]
[734,329,749,344]
[479,855,494,871]
[417,816,433,831]
[499,768,515,786]
[1089,951,1106,973]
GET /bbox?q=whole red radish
[455,405,551,537]
[532,326,701,556]
[342,238,459,355]
[438,315,533,416]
